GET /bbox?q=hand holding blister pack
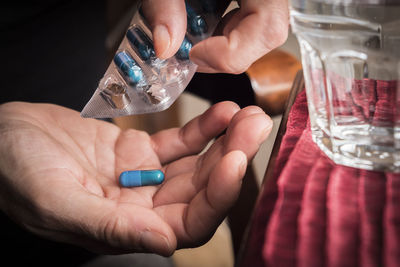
[81,0,231,118]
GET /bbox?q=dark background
[0,1,254,265]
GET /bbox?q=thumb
[141,0,187,59]
[25,172,177,255]
[69,194,177,255]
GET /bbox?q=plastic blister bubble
[81,0,231,118]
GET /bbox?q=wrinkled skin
[142,0,289,73]
[0,101,272,256]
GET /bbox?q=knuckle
[263,13,289,49]
[272,26,289,47]
[218,56,249,74]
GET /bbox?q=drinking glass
[290,0,400,171]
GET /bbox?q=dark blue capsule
[186,4,208,36]
[175,36,193,61]
[126,27,156,62]
[114,51,144,86]
[119,170,164,187]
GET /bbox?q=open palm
[0,101,271,256]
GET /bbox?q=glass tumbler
[290,0,400,171]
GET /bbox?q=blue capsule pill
[114,51,144,85]
[127,27,156,62]
[186,4,208,36]
[119,170,164,187]
[175,36,193,61]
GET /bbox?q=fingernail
[238,152,248,175]
[153,24,170,59]
[259,118,273,144]
[140,231,171,255]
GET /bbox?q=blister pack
[81,0,230,118]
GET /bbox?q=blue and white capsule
[126,27,156,62]
[175,36,193,61]
[119,170,164,187]
[114,51,144,86]
[186,4,208,36]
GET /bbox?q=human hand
[0,101,272,256]
[141,0,289,73]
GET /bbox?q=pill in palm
[119,170,165,187]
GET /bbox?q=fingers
[224,106,273,159]
[176,108,272,246]
[141,0,187,59]
[190,0,289,73]
[30,176,177,256]
[204,150,247,212]
[182,150,247,246]
[163,155,197,178]
[152,106,272,207]
[153,138,225,206]
[151,101,240,164]
[154,150,247,247]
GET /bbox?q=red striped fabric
[240,83,400,267]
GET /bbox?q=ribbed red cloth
[240,87,400,267]
[328,74,397,127]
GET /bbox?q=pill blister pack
[81,0,230,118]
